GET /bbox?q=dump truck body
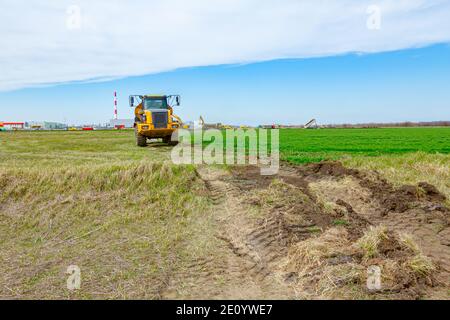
[130,94,182,146]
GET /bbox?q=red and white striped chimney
[114,91,118,120]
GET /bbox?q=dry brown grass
[343,152,450,204]
[398,233,436,277]
[309,176,377,216]
[284,227,367,299]
[398,232,421,253]
[0,131,215,299]
[284,227,352,276]
[243,178,315,225]
[406,255,436,277]
[315,263,366,299]
[246,179,309,208]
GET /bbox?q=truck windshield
[143,98,167,110]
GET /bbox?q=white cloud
[0,0,449,91]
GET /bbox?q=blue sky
[1,1,450,125]
[1,44,449,126]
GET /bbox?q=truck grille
[152,112,168,129]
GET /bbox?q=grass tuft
[398,233,436,276]
[407,254,436,277]
[356,225,388,260]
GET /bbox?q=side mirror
[176,96,180,106]
[129,96,134,107]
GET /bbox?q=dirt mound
[302,162,448,215]
[418,182,447,202]
[307,161,358,177]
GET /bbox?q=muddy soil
[164,162,449,299]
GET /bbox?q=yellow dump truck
[130,94,182,147]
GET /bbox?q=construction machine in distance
[129,94,183,147]
[304,119,319,129]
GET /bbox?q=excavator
[130,94,183,147]
[304,118,319,129]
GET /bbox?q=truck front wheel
[162,136,170,144]
[163,136,178,146]
[135,128,147,147]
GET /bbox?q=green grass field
[279,127,450,163]
[2,127,448,165]
[0,128,449,298]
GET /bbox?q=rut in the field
[164,162,449,299]
[163,166,297,299]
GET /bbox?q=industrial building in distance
[0,120,135,131]
[0,121,67,130]
[109,118,134,129]
[28,121,67,130]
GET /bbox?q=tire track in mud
[185,165,335,298]
[161,166,297,299]
[172,164,362,298]
[198,167,295,297]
